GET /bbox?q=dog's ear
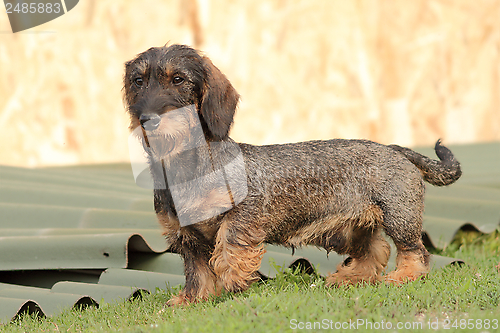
[200,57,240,140]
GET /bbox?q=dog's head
[124,44,239,145]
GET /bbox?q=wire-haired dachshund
[123,44,462,305]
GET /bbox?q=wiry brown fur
[385,245,431,284]
[123,44,462,305]
[210,220,266,293]
[327,230,390,285]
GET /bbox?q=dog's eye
[172,75,185,85]
[134,78,144,87]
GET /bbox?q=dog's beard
[142,105,205,161]
[143,133,177,162]
[128,105,203,189]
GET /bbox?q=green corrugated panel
[0,283,97,322]
[0,269,182,322]
[98,268,185,291]
[0,231,171,271]
[0,142,498,322]
[51,281,146,304]
[0,204,154,228]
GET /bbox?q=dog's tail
[389,139,462,186]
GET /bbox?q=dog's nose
[140,114,161,131]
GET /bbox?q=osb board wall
[0,0,499,167]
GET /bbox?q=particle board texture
[0,142,499,322]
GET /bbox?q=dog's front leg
[168,232,220,305]
[210,217,266,293]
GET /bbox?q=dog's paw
[326,258,383,287]
[325,272,350,287]
[384,269,427,285]
[167,292,192,307]
[326,272,380,287]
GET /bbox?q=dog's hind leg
[381,178,430,284]
[326,227,390,286]
[382,210,430,284]
[385,245,429,284]
[326,205,390,286]
[210,213,266,293]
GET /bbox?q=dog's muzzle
[140,114,161,131]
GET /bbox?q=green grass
[3,230,500,333]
